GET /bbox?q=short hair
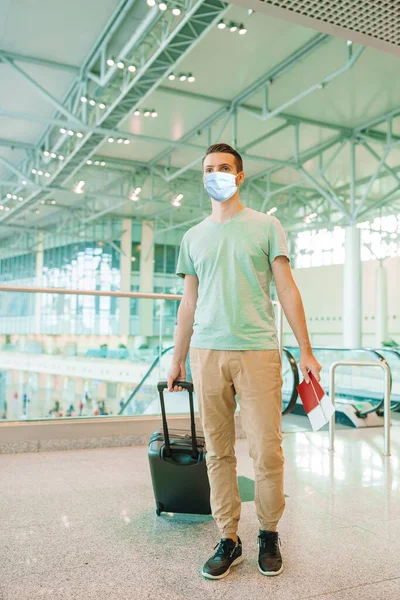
[202,143,243,173]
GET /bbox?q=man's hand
[167,360,187,392]
[299,351,322,384]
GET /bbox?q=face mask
[204,172,238,203]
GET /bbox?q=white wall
[283,257,400,348]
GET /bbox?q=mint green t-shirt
[176,207,289,350]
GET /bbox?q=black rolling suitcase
[148,380,211,516]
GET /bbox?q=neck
[210,194,245,223]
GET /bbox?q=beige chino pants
[190,348,285,535]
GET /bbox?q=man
[168,143,321,580]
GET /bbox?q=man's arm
[271,256,321,383]
[168,274,198,392]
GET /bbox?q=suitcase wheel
[156,503,164,516]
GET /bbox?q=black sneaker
[258,530,283,576]
[202,537,243,580]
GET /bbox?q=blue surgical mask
[204,172,238,203]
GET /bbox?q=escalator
[119,347,300,418]
[285,346,394,428]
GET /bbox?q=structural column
[139,220,155,339]
[375,262,388,347]
[119,218,132,336]
[343,225,362,348]
[34,231,44,334]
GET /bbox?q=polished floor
[1,425,400,600]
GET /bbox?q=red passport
[297,372,325,415]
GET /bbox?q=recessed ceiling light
[108,137,115,143]
[151,111,158,118]
[94,161,100,166]
[147,0,156,5]
[6,193,11,199]
[179,74,187,81]
[67,130,74,136]
[51,200,56,205]
[100,161,106,166]
[89,99,96,107]
[80,96,88,103]
[38,170,43,176]
[172,8,181,16]
[134,109,141,116]
[124,139,130,144]
[107,58,115,67]
[58,155,64,160]
[144,110,151,117]
[18,196,23,201]
[50,152,57,159]
[21,180,27,185]
[229,23,238,33]
[60,128,66,134]
[87,160,93,165]
[159,2,167,10]
[12,195,17,200]
[168,74,176,81]
[128,65,136,73]
[117,138,124,144]
[117,61,125,69]
[76,132,83,138]
[188,74,195,83]
[43,150,50,157]
[239,24,247,35]
[32,169,37,174]
[217,20,226,30]
[99,103,106,110]
[45,172,51,178]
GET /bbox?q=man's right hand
[167,360,187,392]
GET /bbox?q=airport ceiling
[1,0,400,247]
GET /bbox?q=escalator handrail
[282,347,299,416]
[371,348,400,411]
[119,346,300,418]
[284,346,392,417]
[118,346,175,415]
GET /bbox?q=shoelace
[214,539,237,558]
[258,534,279,555]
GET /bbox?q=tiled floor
[1,426,400,600]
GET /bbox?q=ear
[237,171,245,186]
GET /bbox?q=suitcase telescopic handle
[157,381,198,460]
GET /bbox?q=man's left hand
[299,352,322,384]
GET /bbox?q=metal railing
[329,360,391,457]
[0,285,284,349]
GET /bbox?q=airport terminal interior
[1,0,400,598]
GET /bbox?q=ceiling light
[239,24,247,35]
[179,74,187,81]
[38,170,44,176]
[151,111,158,118]
[172,8,181,16]
[128,65,136,73]
[217,20,226,29]
[51,200,56,205]
[94,161,100,166]
[76,132,83,138]
[168,73,176,81]
[12,195,17,200]
[73,180,85,194]
[40,200,46,204]
[248,9,254,15]
[175,193,183,201]
[60,128,66,134]
[80,96,88,103]
[45,172,51,178]
[117,60,125,69]
[89,99,96,107]
[144,110,151,117]
[100,161,106,166]
[124,139,130,144]
[58,155,64,160]
[135,187,142,194]
[99,103,106,110]
[267,207,277,215]
[229,23,238,33]
[117,138,124,144]
[32,169,37,174]
[0,205,3,210]
[147,0,156,5]
[50,152,57,158]
[134,109,141,116]
[67,130,74,136]
[43,150,50,157]
[108,137,115,143]
[21,180,27,185]
[87,160,92,165]
[188,74,195,83]
[6,193,11,199]
[347,40,353,46]
[5,206,10,212]
[18,196,23,201]
[107,58,115,67]
[159,2,168,10]
[35,209,40,214]
[130,191,139,201]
